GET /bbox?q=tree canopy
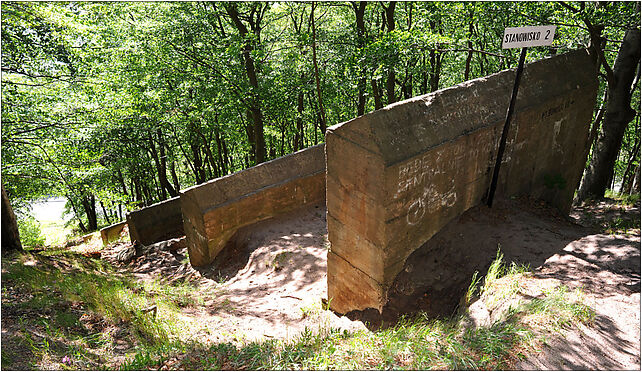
[2,1,640,233]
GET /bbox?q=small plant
[605,217,640,234]
[299,302,320,319]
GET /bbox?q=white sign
[502,25,556,49]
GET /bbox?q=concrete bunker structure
[181,144,326,267]
[325,49,598,314]
[126,196,184,245]
[123,49,598,318]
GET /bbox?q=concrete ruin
[181,144,326,267]
[325,49,598,314]
[126,196,184,245]
[100,221,127,245]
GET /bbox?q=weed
[465,271,481,305]
[605,217,640,234]
[299,302,320,319]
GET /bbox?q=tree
[577,29,641,200]
[2,184,23,253]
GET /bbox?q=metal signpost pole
[487,47,527,207]
[487,25,556,208]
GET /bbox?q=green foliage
[3,2,638,216]
[17,215,45,248]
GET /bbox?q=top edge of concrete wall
[126,196,181,217]
[327,49,596,167]
[180,143,325,209]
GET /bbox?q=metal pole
[487,47,527,207]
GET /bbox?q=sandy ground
[101,197,639,369]
[102,202,367,344]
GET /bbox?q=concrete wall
[182,144,326,267]
[126,196,184,245]
[325,49,598,314]
[100,221,126,245]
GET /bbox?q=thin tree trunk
[170,160,180,193]
[82,194,98,231]
[621,139,640,193]
[464,8,474,81]
[382,2,396,104]
[353,1,367,116]
[147,132,167,200]
[371,79,383,109]
[100,200,112,225]
[214,125,227,175]
[66,193,87,232]
[295,86,304,151]
[310,3,327,135]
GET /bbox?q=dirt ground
[99,197,639,369]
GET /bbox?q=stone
[325,49,598,314]
[182,144,326,267]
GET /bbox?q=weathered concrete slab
[182,144,326,267]
[126,196,184,245]
[326,49,598,314]
[100,221,126,245]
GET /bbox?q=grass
[1,249,206,370]
[2,244,596,370]
[604,190,640,206]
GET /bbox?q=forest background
[1,1,640,244]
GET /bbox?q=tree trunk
[226,3,267,165]
[66,193,87,232]
[464,8,474,81]
[294,87,304,151]
[429,20,443,92]
[157,129,178,196]
[310,4,327,135]
[2,185,22,253]
[631,165,641,194]
[214,125,227,175]
[384,2,397,104]
[82,194,98,231]
[170,160,180,192]
[147,128,178,200]
[577,29,641,200]
[353,2,367,116]
[100,200,112,225]
[371,79,383,109]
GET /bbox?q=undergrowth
[2,246,595,370]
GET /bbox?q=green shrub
[17,216,45,248]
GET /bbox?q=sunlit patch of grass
[514,286,595,333]
[605,190,640,206]
[1,250,194,369]
[142,279,206,309]
[39,220,72,247]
